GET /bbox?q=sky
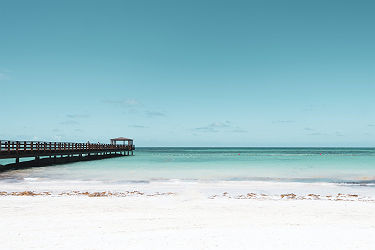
[0,0,374,147]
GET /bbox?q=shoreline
[2,179,375,199]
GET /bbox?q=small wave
[104,180,150,185]
[338,182,375,186]
[23,178,39,181]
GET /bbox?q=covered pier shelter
[110,137,134,155]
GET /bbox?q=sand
[1,193,375,250]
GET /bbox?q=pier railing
[0,140,134,153]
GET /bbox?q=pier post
[15,158,19,164]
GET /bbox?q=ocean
[1,147,375,185]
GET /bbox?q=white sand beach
[2,0,374,248]
[1,182,375,250]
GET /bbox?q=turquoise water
[1,147,375,184]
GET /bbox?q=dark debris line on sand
[0,191,371,201]
[0,191,175,197]
[208,192,368,201]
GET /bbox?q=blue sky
[0,0,374,146]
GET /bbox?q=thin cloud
[210,121,231,128]
[66,114,90,119]
[193,126,219,133]
[193,121,246,133]
[103,99,142,115]
[102,98,141,107]
[60,120,79,125]
[304,127,314,131]
[129,125,148,128]
[193,121,231,132]
[232,128,247,133]
[124,99,140,106]
[307,132,325,136]
[145,111,166,117]
[335,131,344,137]
[368,124,375,127]
[306,131,343,136]
[301,104,326,112]
[272,120,295,124]
[102,100,123,104]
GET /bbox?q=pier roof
[110,137,133,142]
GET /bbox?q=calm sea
[1,147,375,185]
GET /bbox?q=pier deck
[0,139,135,171]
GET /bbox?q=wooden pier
[0,137,135,172]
